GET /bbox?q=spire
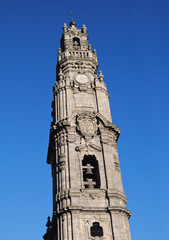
[68,10,76,27]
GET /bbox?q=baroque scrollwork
[76,112,97,139]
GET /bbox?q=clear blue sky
[0,0,169,239]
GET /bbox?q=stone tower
[44,21,131,240]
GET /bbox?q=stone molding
[107,190,127,204]
[108,206,131,219]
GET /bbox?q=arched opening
[82,155,100,189]
[73,37,80,47]
[90,222,103,238]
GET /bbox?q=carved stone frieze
[80,190,105,200]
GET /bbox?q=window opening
[90,222,103,237]
[73,37,80,47]
[82,155,100,189]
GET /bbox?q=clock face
[76,74,88,84]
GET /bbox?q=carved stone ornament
[80,190,105,200]
[114,162,120,172]
[76,112,97,139]
[76,74,89,84]
[58,156,66,172]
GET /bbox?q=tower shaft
[45,21,131,240]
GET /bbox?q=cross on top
[68,10,76,21]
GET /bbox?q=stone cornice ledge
[107,190,127,203]
[108,206,131,219]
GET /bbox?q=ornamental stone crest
[76,112,97,139]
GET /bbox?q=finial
[46,216,52,228]
[88,44,92,51]
[63,23,68,33]
[99,70,104,82]
[70,21,76,28]
[68,10,76,27]
[82,24,87,33]
[93,49,97,55]
[58,48,61,54]
[58,69,64,80]
[43,216,53,240]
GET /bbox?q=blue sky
[0,0,169,239]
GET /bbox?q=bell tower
[44,21,131,240]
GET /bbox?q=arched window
[73,37,80,47]
[90,222,103,238]
[82,155,100,189]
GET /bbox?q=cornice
[108,206,131,219]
